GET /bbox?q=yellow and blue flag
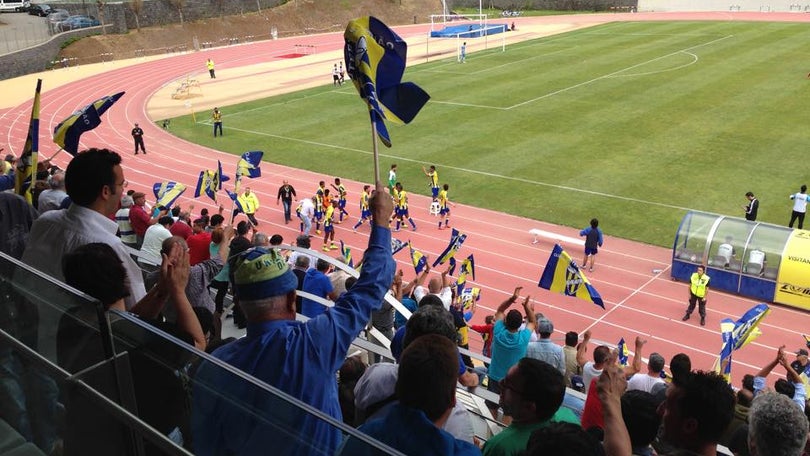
[458,287,481,317]
[15,79,41,205]
[409,241,427,275]
[617,338,629,367]
[194,170,214,201]
[340,240,353,268]
[52,91,124,156]
[538,244,604,308]
[433,228,466,267]
[391,237,407,256]
[715,303,770,382]
[226,189,245,221]
[235,150,263,193]
[344,16,430,147]
[152,181,186,209]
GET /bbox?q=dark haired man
[487,287,536,420]
[344,335,479,455]
[788,184,810,229]
[482,358,578,456]
[743,191,759,221]
[682,265,710,326]
[656,370,735,455]
[22,148,146,309]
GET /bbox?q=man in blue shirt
[191,182,395,455]
[342,334,480,455]
[301,258,338,318]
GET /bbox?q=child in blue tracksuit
[579,218,604,272]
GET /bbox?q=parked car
[15,2,32,12]
[57,15,99,32]
[27,3,50,16]
[47,8,69,30]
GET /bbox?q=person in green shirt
[482,357,580,456]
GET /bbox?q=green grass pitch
[167,20,810,247]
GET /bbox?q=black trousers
[789,210,806,229]
[686,293,706,317]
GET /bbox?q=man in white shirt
[411,264,452,310]
[299,196,315,236]
[139,216,174,270]
[582,345,611,393]
[627,352,666,393]
[789,184,810,229]
[22,148,146,309]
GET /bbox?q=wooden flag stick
[46,148,64,162]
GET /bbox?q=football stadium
[1,0,810,454]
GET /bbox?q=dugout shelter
[672,211,810,310]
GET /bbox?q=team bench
[529,228,585,246]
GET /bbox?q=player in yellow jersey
[321,197,338,251]
[313,181,327,234]
[331,177,349,223]
[423,165,439,202]
[437,183,456,230]
[353,185,372,232]
[394,182,417,232]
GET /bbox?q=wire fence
[0,21,52,54]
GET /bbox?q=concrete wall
[0,25,108,80]
[55,0,284,33]
[449,0,638,11]
[637,0,810,11]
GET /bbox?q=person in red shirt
[128,192,167,248]
[186,219,211,266]
[169,207,193,240]
[470,314,495,361]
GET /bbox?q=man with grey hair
[626,351,666,393]
[191,182,395,455]
[748,392,809,456]
[37,171,67,212]
[251,231,269,247]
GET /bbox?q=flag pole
[370,115,380,185]
[47,148,64,161]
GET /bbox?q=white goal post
[424,14,507,63]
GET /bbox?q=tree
[130,0,143,32]
[168,0,186,26]
[96,0,106,35]
[216,0,225,19]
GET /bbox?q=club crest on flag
[433,228,466,267]
[152,181,186,209]
[538,244,604,308]
[344,16,430,147]
[52,91,124,156]
[391,237,407,256]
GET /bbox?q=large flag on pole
[344,16,430,148]
[715,303,770,382]
[52,91,125,156]
[152,181,186,209]
[433,228,466,267]
[538,244,604,308]
[15,79,42,205]
[235,150,263,193]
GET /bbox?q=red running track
[3,13,810,384]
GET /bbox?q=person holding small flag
[682,265,710,326]
[131,122,146,155]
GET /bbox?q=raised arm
[756,345,783,379]
[522,296,536,332]
[576,330,591,367]
[598,364,632,456]
[494,286,522,321]
[624,336,647,378]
